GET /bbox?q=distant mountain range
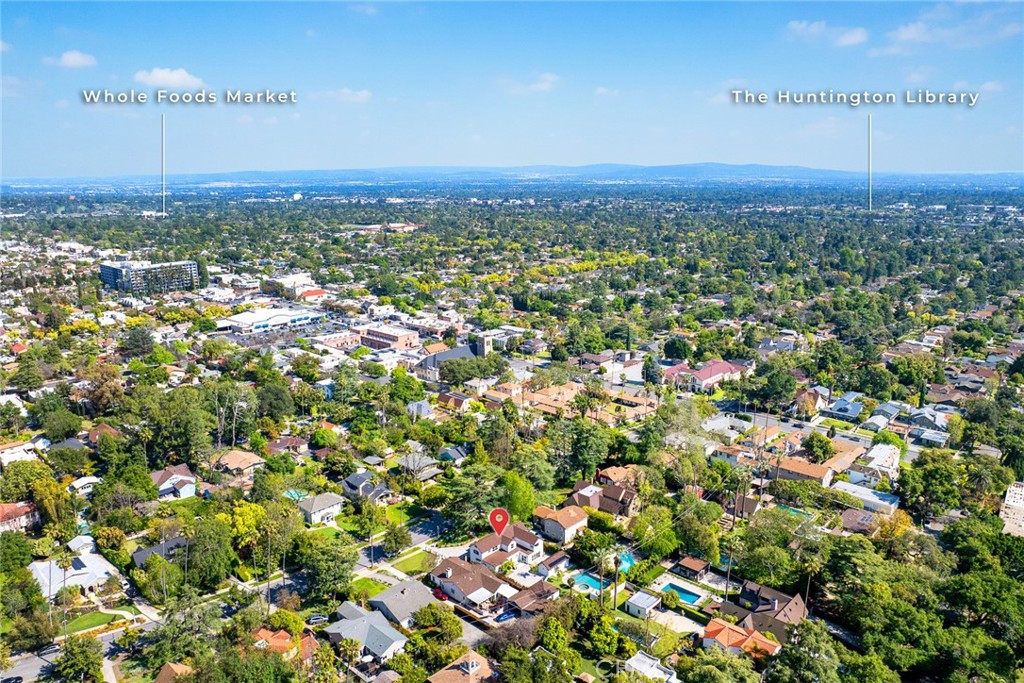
[6,163,1022,187]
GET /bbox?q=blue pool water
[662,582,701,605]
[576,572,612,590]
[618,550,637,571]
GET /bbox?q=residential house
[67,476,102,498]
[297,492,345,525]
[29,535,120,601]
[840,508,878,536]
[673,556,710,582]
[397,452,443,482]
[265,436,305,460]
[821,392,864,422]
[622,652,679,683]
[665,359,751,393]
[535,551,571,579]
[508,580,560,616]
[251,628,298,660]
[910,407,949,432]
[368,580,435,629]
[323,602,407,662]
[0,501,40,533]
[703,580,807,643]
[910,427,949,447]
[597,464,644,488]
[775,457,834,487]
[426,650,495,683]
[624,591,662,619]
[701,414,753,444]
[436,391,473,413]
[407,399,435,421]
[154,663,194,683]
[87,423,122,446]
[439,444,471,467]
[467,522,544,570]
[150,464,197,499]
[341,471,392,505]
[788,387,828,418]
[533,505,588,544]
[0,441,39,470]
[429,557,518,610]
[215,449,265,484]
[565,481,640,519]
[133,536,188,568]
[831,481,900,514]
[702,618,781,657]
[847,444,901,488]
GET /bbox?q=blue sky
[2,2,1022,177]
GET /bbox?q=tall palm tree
[56,547,77,640]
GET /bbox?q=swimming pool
[618,550,637,571]
[575,572,612,591]
[777,504,812,518]
[662,582,701,605]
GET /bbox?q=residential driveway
[457,614,489,647]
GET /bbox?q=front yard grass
[392,549,438,576]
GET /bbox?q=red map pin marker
[489,508,510,536]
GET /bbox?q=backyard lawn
[392,549,438,576]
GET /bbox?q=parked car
[38,643,61,656]
[308,614,329,626]
[432,588,448,601]
[495,610,516,623]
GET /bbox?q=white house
[623,652,679,683]
[297,493,344,525]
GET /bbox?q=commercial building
[223,307,325,334]
[100,260,199,295]
[352,323,420,350]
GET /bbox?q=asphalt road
[5,620,161,683]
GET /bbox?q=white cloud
[904,67,933,84]
[594,86,619,97]
[133,67,205,88]
[872,5,1023,56]
[1,76,24,98]
[788,20,868,47]
[263,116,279,125]
[322,87,373,103]
[503,72,560,95]
[306,29,316,38]
[980,81,1004,93]
[43,49,97,68]
[349,3,378,16]
[0,41,10,53]
[55,99,69,108]
[236,114,254,125]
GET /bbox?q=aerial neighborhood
[0,188,1023,683]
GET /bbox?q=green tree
[499,470,536,522]
[802,431,835,463]
[120,326,155,358]
[47,634,103,683]
[10,361,44,391]
[413,603,463,644]
[765,620,841,683]
[301,533,358,601]
[382,523,412,557]
[0,460,54,502]
[676,647,760,683]
[42,408,83,442]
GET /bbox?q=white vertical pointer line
[161,114,166,216]
[868,114,873,212]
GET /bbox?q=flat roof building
[100,260,199,295]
